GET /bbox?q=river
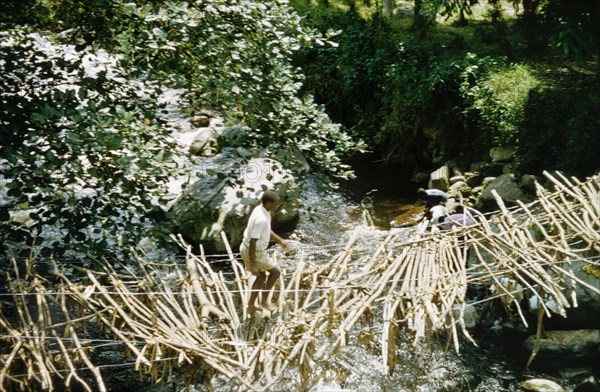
[206,166,570,392]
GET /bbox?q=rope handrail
[0,255,597,299]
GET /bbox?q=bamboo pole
[526,304,545,369]
[220,231,249,318]
[1,172,598,391]
[185,249,229,322]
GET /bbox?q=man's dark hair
[262,190,279,205]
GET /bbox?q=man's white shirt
[242,205,271,251]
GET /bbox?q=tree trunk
[521,0,544,52]
[522,0,538,16]
[413,0,428,39]
[382,0,393,17]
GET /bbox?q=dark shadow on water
[340,155,417,200]
[336,156,425,230]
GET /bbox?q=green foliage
[0,0,47,25]
[460,57,540,147]
[432,0,474,25]
[0,27,178,258]
[1,0,366,260]
[2,0,599,263]
[293,1,599,177]
[42,0,120,45]
[542,0,600,63]
[110,0,363,177]
[517,79,600,176]
[294,9,474,165]
[295,13,399,150]
[19,0,364,176]
[377,45,463,163]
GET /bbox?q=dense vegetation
[292,0,600,174]
[0,0,363,259]
[1,0,599,261]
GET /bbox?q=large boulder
[189,127,220,157]
[546,260,600,330]
[187,113,226,157]
[169,156,300,253]
[523,329,600,370]
[479,173,531,208]
[489,145,515,163]
[521,173,541,195]
[428,165,450,191]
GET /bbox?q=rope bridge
[1,171,599,391]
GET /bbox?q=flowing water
[205,173,568,392]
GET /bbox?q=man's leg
[261,267,281,310]
[248,272,266,313]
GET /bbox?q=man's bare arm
[270,230,290,250]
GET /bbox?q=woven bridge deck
[1,171,599,391]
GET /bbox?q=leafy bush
[295,13,401,153]
[43,0,120,45]
[542,0,600,62]
[292,1,599,179]
[292,7,505,167]
[378,46,470,165]
[518,80,600,176]
[297,13,475,167]
[1,0,366,260]
[460,57,540,149]
[0,28,179,258]
[0,0,45,25]
[111,0,364,177]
